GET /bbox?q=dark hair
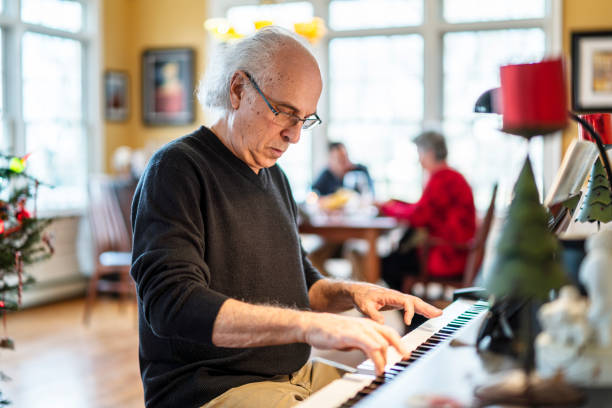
[413,131,447,161]
[328,142,345,152]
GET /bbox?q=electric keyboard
[297,298,489,408]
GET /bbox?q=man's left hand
[349,282,442,325]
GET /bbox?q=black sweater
[130,126,323,407]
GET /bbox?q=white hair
[197,26,315,115]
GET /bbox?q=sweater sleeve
[130,155,228,346]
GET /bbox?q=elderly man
[131,27,441,408]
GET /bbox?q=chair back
[88,175,131,260]
[462,183,498,286]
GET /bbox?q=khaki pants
[201,361,345,408]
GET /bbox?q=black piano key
[417,343,436,350]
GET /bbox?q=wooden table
[299,216,398,283]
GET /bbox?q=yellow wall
[102,0,207,172]
[562,0,612,152]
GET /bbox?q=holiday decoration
[575,157,612,228]
[578,113,612,146]
[0,153,54,405]
[486,159,568,300]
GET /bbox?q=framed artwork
[104,70,129,122]
[572,31,612,112]
[142,48,195,125]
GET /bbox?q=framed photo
[104,70,129,122]
[142,48,195,125]
[572,31,612,112]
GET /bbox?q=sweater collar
[199,126,271,190]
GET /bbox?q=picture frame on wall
[142,48,195,125]
[572,31,612,112]
[104,70,129,122]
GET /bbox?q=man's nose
[281,125,301,144]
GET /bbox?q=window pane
[329,35,423,201]
[21,0,83,33]
[227,2,313,35]
[443,0,546,23]
[329,0,422,31]
[277,130,313,203]
[443,29,546,210]
[444,29,545,120]
[22,32,86,211]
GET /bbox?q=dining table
[298,214,399,284]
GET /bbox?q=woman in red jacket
[380,131,476,292]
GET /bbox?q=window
[326,0,556,210]
[212,0,559,210]
[0,0,99,213]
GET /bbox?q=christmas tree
[484,158,568,382]
[575,157,612,229]
[487,158,567,300]
[0,154,54,405]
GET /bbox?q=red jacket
[381,167,476,277]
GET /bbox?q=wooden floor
[1,297,143,408]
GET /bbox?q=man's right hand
[298,312,410,376]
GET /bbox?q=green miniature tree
[575,157,612,229]
[487,158,568,301]
[485,158,568,377]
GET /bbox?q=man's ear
[229,71,245,109]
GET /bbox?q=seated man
[312,142,373,197]
[379,130,476,292]
[130,27,441,408]
[309,142,374,277]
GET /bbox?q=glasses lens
[274,112,299,128]
[302,117,320,130]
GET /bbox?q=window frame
[209,0,563,200]
[0,0,101,216]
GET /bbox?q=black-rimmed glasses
[243,71,322,130]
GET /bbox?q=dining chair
[403,184,498,298]
[83,174,134,324]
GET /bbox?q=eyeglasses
[243,71,322,130]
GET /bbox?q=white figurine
[579,229,612,347]
[537,230,612,386]
[538,285,591,347]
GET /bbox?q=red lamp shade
[499,58,568,137]
[578,113,612,145]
